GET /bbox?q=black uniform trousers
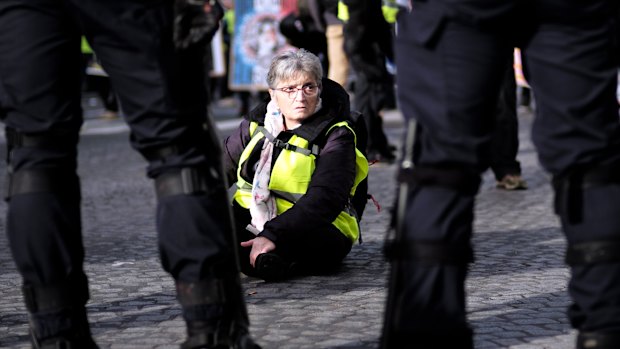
[353,71,394,156]
[0,0,235,290]
[490,62,521,181]
[392,0,620,339]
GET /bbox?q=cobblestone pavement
[0,107,576,348]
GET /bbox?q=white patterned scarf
[247,100,284,235]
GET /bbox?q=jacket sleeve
[260,126,357,243]
[223,119,251,187]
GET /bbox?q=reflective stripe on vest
[233,120,369,242]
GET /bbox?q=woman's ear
[269,90,279,110]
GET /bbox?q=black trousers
[0,0,234,287]
[490,62,521,181]
[353,72,394,155]
[393,0,620,336]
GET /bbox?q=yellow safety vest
[233,120,369,243]
[337,0,399,24]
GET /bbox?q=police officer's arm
[223,118,252,187]
[260,126,356,242]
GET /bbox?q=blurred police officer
[0,0,259,348]
[341,0,397,162]
[372,1,620,348]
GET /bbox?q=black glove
[174,0,224,50]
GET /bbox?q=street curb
[0,109,405,141]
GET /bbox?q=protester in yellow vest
[339,0,397,162]
[223,49,368,281]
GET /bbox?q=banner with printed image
[230,0,297,91]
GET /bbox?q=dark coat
[223,78,357,244]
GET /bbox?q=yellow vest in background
[337,0,399,24]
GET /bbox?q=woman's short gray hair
[266,49,323,89]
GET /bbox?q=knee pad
[142,141,227,199]
[397,164,481,196]
[141,135,226,199]
[384,239,475,265]
[140,122,223,176]
[5,126,79,164]
[5,168,80,201]
[390,164,478,264]
[154,166,224,199]
[553,163,620,224]
[566,239,620,266]
[4,127,80,201]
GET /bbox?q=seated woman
[223,49,368,281]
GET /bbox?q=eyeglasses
[273,83,319,99]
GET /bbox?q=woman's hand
[240,236,276,267]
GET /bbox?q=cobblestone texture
[0,107,577,348]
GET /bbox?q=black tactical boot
[176,278,260,349]
[29,307,99,349]
[23,278,98,348]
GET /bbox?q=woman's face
[269,72,320,129]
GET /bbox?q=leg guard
[553,164,620,335]
[382,123,479,349]
[154,166,236,280]
[565,239,620,339]
[149,147,258,347]
[4,127,83,284]
[382,238,474,349]
[23,275,98,348]
[176,279,260,349]
[3,127,93,347]
[552,164,620,225]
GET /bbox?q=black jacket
[223,78,358,243]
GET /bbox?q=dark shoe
[254,253,295,281]
[496,174,527,190]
